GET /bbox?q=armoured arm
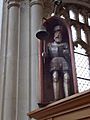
[62,43,70,56]
[42,43,50,58]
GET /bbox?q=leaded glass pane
[71,25,77,42]
[79,13,85,23]
[77,78,90,92]
[88,17,90,26]
[69,10,76,20]
[74,45,90,92]
[81,29,87,43]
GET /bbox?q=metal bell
[36,25,49,41]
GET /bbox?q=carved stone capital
[30,0,43,7]
[8,0,20,9]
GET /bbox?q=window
[61,5,90,92]
[73,11,90,92]
[74,45,90,92]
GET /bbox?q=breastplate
[48,43,63,58]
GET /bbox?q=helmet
[54,25,62,32]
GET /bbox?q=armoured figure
[42,25,71,101]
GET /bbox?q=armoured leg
[63,72,70,97]
[52,71,60,101]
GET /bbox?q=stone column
[30,0,43,110]
[0,0,8,119]
[2,0,20,120]
[17,0,30,120]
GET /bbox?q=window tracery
[59,4,90,92]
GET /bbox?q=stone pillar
[0,0,8,119]
[2,0,20,120]
[17,0,30,120]
[30,0,43,110]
